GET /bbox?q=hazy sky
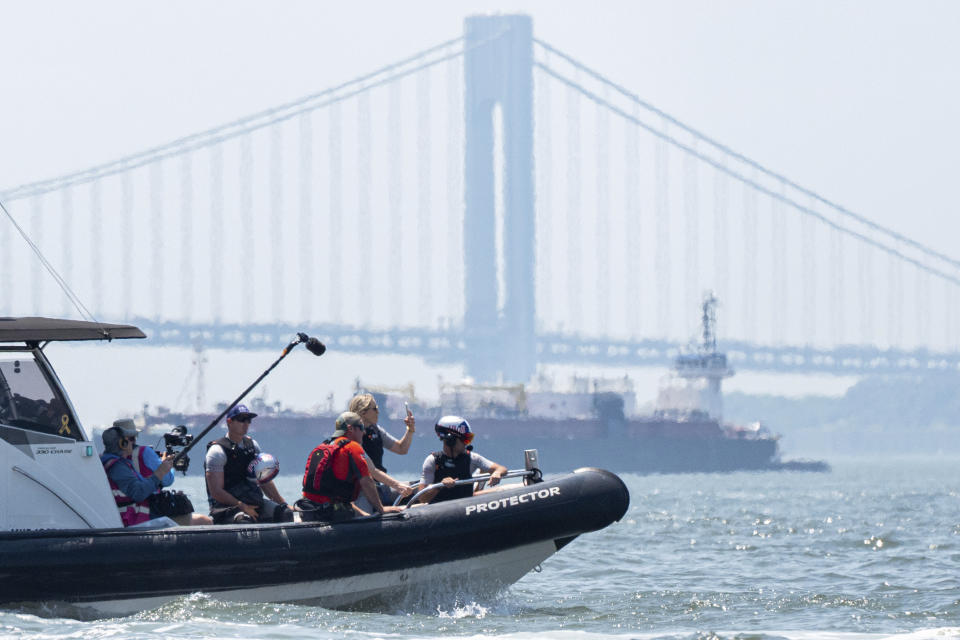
[2,1,958,426]
[4,1,958,254]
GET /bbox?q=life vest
[130,445,153,480]
[206,436,259,507]
[302,438,361,504]
[102,455,151,527]
[362,425,386,472]
[431,451,474,502]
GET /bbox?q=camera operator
[204,405,293,524]
[124,418,212,526]
[103,419,212,526]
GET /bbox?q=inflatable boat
[0,317,630,617]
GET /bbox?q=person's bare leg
[172,513,213,526]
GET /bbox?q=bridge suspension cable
[534,37,960,274]
[0,36,465,202]
[533,45,960,288]
[1,25,529,204]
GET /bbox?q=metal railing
[395,469,541,507]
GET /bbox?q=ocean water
[2,458,959,640]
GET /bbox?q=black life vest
[431,450,474,502]
[207,436,258,496]
[362,425,386,472]
[302,438,360,504]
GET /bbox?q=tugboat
[0,317,630,618]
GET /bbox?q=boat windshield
[0,350,82,442]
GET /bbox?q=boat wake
[435,600,493,619]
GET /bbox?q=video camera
[157,425,193,474]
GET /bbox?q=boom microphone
[175,331,324,465]
[305,337,326,356]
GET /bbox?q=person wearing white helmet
[414,416,507,504]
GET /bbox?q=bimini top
[0,317,146,343]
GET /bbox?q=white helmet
[434,415,473,444]
[246,453,280,485]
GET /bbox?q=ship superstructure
[655,292,733,422]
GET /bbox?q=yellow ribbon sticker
[58,414,72,436]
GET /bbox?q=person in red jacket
[298,412,403,521]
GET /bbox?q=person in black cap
[204,404,292,524]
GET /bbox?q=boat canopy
[0,317,145,343]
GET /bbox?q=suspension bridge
[2,14,958,382]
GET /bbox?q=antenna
[701,291,718,354]
[1,197,98,324]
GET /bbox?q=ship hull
[149,413,793,477]
[418,418,780,475]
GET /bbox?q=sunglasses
[441,432,473,445]
[232,417,252,423]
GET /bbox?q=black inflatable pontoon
[0,467,628,616]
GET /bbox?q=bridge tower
[463,14,536,383]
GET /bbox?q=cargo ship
[136,295,827,476]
